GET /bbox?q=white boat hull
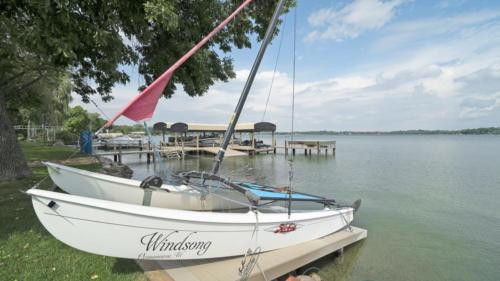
[45,162,246,211]
[27,189,354,260]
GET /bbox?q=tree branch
[15,73,46,93]
[0,70,28,88]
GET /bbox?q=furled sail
[102,0,254,128]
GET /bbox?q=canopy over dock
[165,122,276,133]
[154,122,277,157]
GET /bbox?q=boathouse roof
[155,122,276,133]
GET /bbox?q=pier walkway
[284,140,336,156]
[160,146,247,158]
[93,146,247,163]
[138,226,367,281]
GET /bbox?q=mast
[211,0,287,175]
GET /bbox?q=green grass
[21,142,79,162]
[0,143,146,281]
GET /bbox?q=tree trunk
[0,93,31,180]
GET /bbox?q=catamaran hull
[45,162,246,211]
[28,189,354,260]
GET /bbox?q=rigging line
[261,12,288,122]
[291,6,297,144]
[143,121,167,177]
[90,98,111,120]
[31,132,96,190]
[288,2,297,219]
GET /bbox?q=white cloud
[372,10,500,52]
[435,0,466,9]
[72,5,500,131]
[305,0,405,42]
[73,57,500,131]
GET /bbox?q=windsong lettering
[140,231,212,256]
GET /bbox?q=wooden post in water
[118,145,122,164]
[181,140,185,159]
[139,140,142,158]
[285,140,288,156]
[272,132,276,154]
[196,133,200,155]
[251,132,255,148]
[147,153,150,164]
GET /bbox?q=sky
[72,0,500,131]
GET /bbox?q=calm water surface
[119,135,500,281]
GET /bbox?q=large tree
[0,0,291,179]
[8,73,72,127]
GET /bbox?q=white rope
[31,134,95,190]
[143,121,168,178]
[261,13,288,122]
[239,209,265,281]
[90,98,111,120]
[287,2,298,218]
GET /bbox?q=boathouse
[154,122,277,157]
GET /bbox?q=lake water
[118,134,500,281]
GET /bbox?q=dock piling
[138,140,143,158]
[117,145,122,164]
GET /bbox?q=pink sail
[104,0,254,127]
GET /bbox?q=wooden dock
[159,143,276,157]
[284,140,336,156]
[137,226,367,281]
[94,149,156,164]
[92,146,248,163]
[92,139,336,164]
[160,146,247,158]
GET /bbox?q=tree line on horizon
[275,128,500,135]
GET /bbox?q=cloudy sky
[73,0,500,131]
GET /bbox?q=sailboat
[27,0,361,260]
[43,161,249,211]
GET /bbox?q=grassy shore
[0,143,146,281]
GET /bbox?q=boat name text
[140,231,212,256]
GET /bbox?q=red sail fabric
[104,0,254,127]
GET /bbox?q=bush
[56,130,78,145]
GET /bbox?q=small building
[154,122,277,157]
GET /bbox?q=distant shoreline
[274,127,500,135]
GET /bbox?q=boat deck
[138,226,367,281]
